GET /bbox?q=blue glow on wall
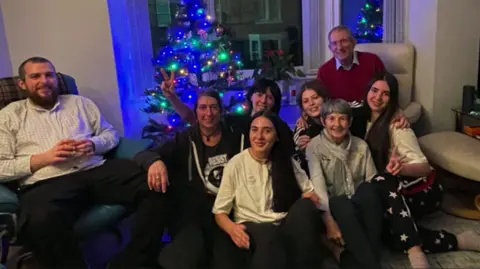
[106,0,153,138]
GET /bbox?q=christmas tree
[142,0,249,143]
[354,0,383,43]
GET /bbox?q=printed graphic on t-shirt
[203,153,228,194]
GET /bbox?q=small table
[451,108,480,134]
[419,131,480,220]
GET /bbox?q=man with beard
[0,57,168,269]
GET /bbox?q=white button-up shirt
[0,95,119,185]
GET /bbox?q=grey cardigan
[305,131,377,212]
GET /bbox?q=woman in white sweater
[356,72,480,269]
[213,111,323,269]
[306,99,383,269]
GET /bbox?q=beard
[27,87,59,109]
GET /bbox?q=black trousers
[371,173,458,253]
[18,159,168,269]
[158,211,218,269]
[328,182,383,269]
[213,199,323,269]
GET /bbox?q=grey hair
[328,25,355,42]
[320,99,353,122]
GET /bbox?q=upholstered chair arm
[403,101,422,124]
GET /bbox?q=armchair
[355,43,423,123]
[0,73,152,268]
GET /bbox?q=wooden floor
[5,211,479,269]
[322,210,480,269]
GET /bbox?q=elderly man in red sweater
[317,25,385,103]
[294,25,408,150]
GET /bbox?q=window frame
[155,0,172,27]
[205,0,324,77]
[255,0,283,24]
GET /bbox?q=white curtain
[383,0,405,43]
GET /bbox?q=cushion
[0,72,77,110]
[0,185,19,213]
[73,204,128,239]
[0,184,127,239]
[106,137,153,160]
[355,43,414,109]
[418,131,480,181]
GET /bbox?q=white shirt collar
[335,51,359,71]
[26,97,61,112]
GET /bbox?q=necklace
[200,126,220,142]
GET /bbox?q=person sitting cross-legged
[355,72,480,269]
[113,90,247,269]
[213,111,323,269]
[306,99,384,269]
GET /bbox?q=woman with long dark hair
[212,111,323,269]
[358,72,480,269]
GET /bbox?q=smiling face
[250,88,275,114]
[301,89,325,119]
[196,95,221,129]
[328,29,356,64]
[321,112,350,143]
[249,116,277,156]
[367,80,390,114]
[18,61,58,109]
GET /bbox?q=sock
[457,231,480,251]
[408,251,430,269]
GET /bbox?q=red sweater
[317,51,385,102]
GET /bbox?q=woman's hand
[391,112,410,129]
[302,191,321,207]
[296,135,311,150]
[160,68,176,99]
[386,147,404,176]
[227,223,250,249]
[147,160,169,193]
[325,216,344,247]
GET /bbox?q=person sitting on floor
[129,90,246,269]
[354,71,480,269]
[0,57,167,269]
[213,111,323,269]
[306,99,383,269]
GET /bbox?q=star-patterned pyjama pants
[371,173,458,253]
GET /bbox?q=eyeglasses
[329,39,351,48]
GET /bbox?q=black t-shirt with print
[201,136,230,195]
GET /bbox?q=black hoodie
[134,122,246,216]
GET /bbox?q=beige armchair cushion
[355,43,422,123]
[418,132,480,182]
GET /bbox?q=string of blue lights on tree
[354,0,383,43]
[142,0,249,141]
